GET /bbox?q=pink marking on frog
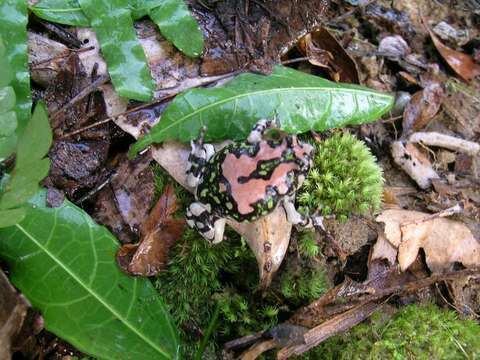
[221,139,305,215]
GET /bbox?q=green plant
[0,191,179,359]
[279,265,328,305]
[302,304,480,359]
[298,132,384,221]
[130,66,394,156]
[298,231,320,258]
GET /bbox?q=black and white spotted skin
[186,119,321,244]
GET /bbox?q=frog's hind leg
[186,127,215,188]
[247,119,275,144]
[282,195,325,230]
[186,202,226,244]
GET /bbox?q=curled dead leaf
[117,183,185,276]
[427,24,480,82]
[376,209,480,272]
[298,27,360,84]
[402,83,445,134]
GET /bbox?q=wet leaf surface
[0,191,179,359]
[131,65,393,154]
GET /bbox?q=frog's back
[196,137,306,222]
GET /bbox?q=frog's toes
[186,202,226,244]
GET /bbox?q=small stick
[409,132,480,156]
[51,74,110,120]
[37,19,82,48]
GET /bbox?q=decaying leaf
[427,26,480,82]
[391,141,439,189]
[376,209,480,272]
[117,183,185,276]
[0,270,30,360]
[151,142,292,289]
[378,35,411,58]
[402,82,445,134]
[299,27,360,83]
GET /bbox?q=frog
[185,119,322,244]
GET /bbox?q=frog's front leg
[247,119,275,144]
[186,127,215,188]
[282,196,325,230]
[186,202,226,244]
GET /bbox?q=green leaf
[129,0,164,19]
[0,191,180,359]
[31,0,90,27]
[0,37,13,87]
[148,0,204,58]
[0,102,52,221]
[0,208,26,227]
[130,65,394,155]
[0,86,16,112]
[78,0,155,101]
[0,0,31,133]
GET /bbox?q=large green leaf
[0,191,180,359]
[148,0,204,58]
[0,102,52,226]
[0,0,31,133]
[130,66,394,156]
[31,0,90,27]
[78,0,155,101]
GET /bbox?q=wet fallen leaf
[427,25,480,82]
[117,183,185,276]
[377,35,411,58]
[299,27,360,84]
[0,270,30,360]
[110,154,154,236]
[402,83,445,134]
[376,209,480,272]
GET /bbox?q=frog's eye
[264,128,287,141]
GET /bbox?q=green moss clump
[301,304,480,359]
[298,132,384,221]
[298,231,320,258]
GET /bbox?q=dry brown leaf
[117,183,185,276]
[427,26,480,82]
[298,27,360,84]
[402,83,445,134]
[376,209,480,272]
[152,142,293,289]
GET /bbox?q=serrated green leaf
[148,0,204,58]
[15,102,52,169]
[31,0,90,27]
[0,208,25,228]
[0,102,51,217]
[78,0,155,101]
[0,191,180,359]
[130,65,394,155]
[129,0,164,19]
[0,0,30,133]
[0,86,16,112]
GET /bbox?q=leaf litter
[4,0,480,358]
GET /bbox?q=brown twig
[277,302,382,359]
[51,74,110,120]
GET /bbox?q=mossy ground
[151,139,479,359]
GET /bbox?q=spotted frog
[186,119,321,243]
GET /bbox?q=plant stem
[195,302,221,360]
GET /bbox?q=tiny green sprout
[298,132,384,219]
